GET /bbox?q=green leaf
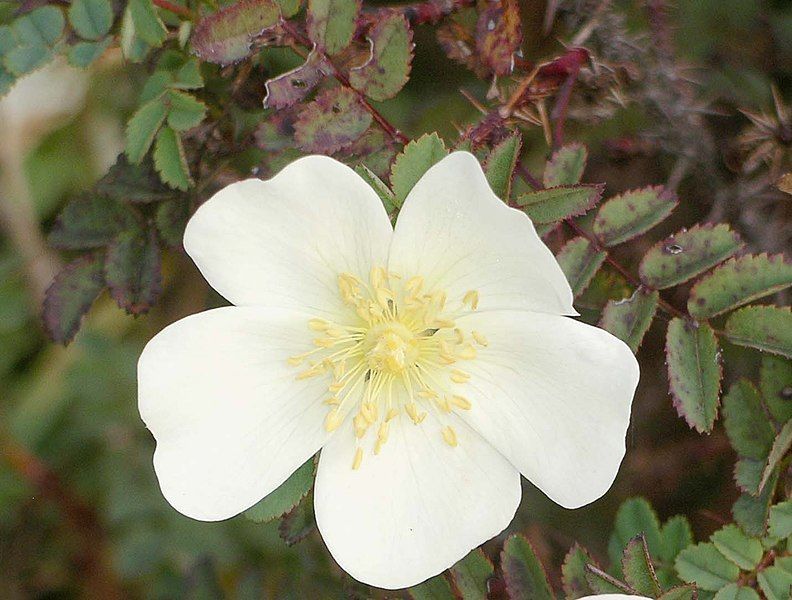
[48,195,134,250]
[68,0,113,40]
[722,379,775,460]
[174,58,203,89]
[0,65,15,98]
[515,184,604,224]
[166,90,207,131]
[263,50,329,110]
[660,515,694,563]
[104,225,162,314]
[67,37,112,68]
[244,459,314,523]
[688,253,792,318]
[584,564,634,594]
[593,186,677,246]
[294,86,372,153]
[483,133,521,201]
[713,583,761,600]
[349,13,413,101]
[277,0,303,18]
[600,288,659,353]
[13,6,65,46]
[734,458,764,495]
[155,198,190,247]
[640,223,742,289]
[675,542,740,591]
[449,549,493,600]
[758,419,792,492]
[760,355,792,424]
[0,26,14,57]
[561,544,597,599]
[3,44,52,76]
[733,468,778,536]
[120,5,151,62]
[500,534,553,600]
[757,560,792,600]
[608,497,664,574]
[390,133,448,207]
[355,164,395,213]
[125,97,168,163]
[666,319,722,433]
[769,500,792,539]
[544,143,588,187]
[42,253,105,344]
[277,493,314,546]
[724,305,792,359]
[191,0,280,65]
[306,0,359,55]
[711,524,763,570]
[128,0,167,47]
[96,154,176,203]
[408,575,454,600]
[153,126,192,191]
[556,237,607,298]
[622,535,662,597]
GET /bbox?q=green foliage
[307,0,359,55]
[349,13,413,101]
[758,419,792,491]
[244,459,314,523]
[599,288,659,352]
[277,492,315,545]
[483,133,521,200]
[516,184,603,224]
[153,126,192,190]
[408,575,455,600]
[622,535,662,597]
[128,0,167,47]
[675,543,740,591]
[67,37,113,68]
[125,97,169,164]
[48,195,135,250]
[724,305,792,358]
[449,549,493,600]
[640,224,742,289]
[561,543,598,599]
[608,497,663,572]
[3,6,64,76]
[166,90,207,131]
[710,525,763,570]
[294,86,372,153]
[593,186,677,246]
[42,254,105,344]
[556,237,607,297]
[760,355,792,423]
[543,143,587,187]
[499,534,553,600]
[713,584,761,600]
[768,500,792,539]
[104,225,162,314]
[354,164,396,212]
[68,0,113,41]
[757,556,792,600]
[191,0,280,64]
[390,133,448,206]
[665,319,722,433]
[722,380,775,460]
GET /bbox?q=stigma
[287,267,487,469]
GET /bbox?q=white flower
[579,596,651,600]
[138,152,639,589]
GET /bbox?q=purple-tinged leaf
[593,185,677,247]
[600,288,659,353]
[263,49,330,109]
[278,492,314,545]
[306,0,359,55]
[665,318,722,433]
[622,535,662,598]
[192,0,281,65]
[483,132,521,200]
[42,253,105,344]
[96,154,176,203]
[293,86,372,153]
[500,534,553,600]
[254,108,299,151]
[555,236,606,297]
[724,305,792,359]
[449,549,493,600]
[49,195,135,250]
[544,142,588,187]
[475,0,522,76]
[561,544,598,599]
[155,198,190,247]
[436,18,488,78]
[105,225,162,314]
[349,13,413,101]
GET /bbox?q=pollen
[287,266,489,469]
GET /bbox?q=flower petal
[388,151,575,315]
[314,413,520,589]
[579,597,651,600]
[138,306,336,521]
[184,155,392,320]
[454,310,639,509]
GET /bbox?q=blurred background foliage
[0,0,791,598]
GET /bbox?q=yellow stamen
[442,425,458,447]
[325,408,342,432]
[451,395,472,410]
[463,290,479,310]
[352,448,363,470]
[450,369,471,383]
[472,330,488,346]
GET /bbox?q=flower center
[287,267,487,470]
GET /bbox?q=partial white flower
[579,596,652,600]
[138,152,639,589]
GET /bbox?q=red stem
[153,0,193,19]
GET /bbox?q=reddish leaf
[105,225,162,314]
[475,0,522,76]
[42,253,105,344]
[263,50,330,110]
[294,86,372,153]
[349,13,413,101]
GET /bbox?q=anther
[472,330,488,346]
[450,369,471,383]
[308,318,330,331]
[442,426,458,447]
[451,395,472,410]
[352,448,363,470]
[463,290,479,310]
[324,408,343,432]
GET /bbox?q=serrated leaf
[104,225,162,314]
[768,500,792,539]
[166,90,207,131]
[660,516,694,564]
[48,195,135,249]
[688,254,792,318]
[675,542,740,591]
[584,564,634,594]
[600,288,658,353]
[556,237,606,298]
[622,535,662,597]
[734,458,764,495]
[42,253,105,344]
[155,198,190,247]
[120,5,151,62]
[561,544,597,599]
[306,0,359,55]
[475,0,521,75]
[13,6,65,46]
[390,133,448,206]
[500,534,553,600]
[355,164,395,213]
[408,575,454,600]
[640,224,742,289]
[758,420,792,492]
[293,86,372,153]
[608,497,664,574]
[96,154,176,203]
[544,143,588,187]
[174,58,203,89]
[483,132,521,201]
[129,0,167,46]
[67,37,112,68]
[449,549,493,600]
[733,468,778,536]
[593,186,677,246]
[3,44,52,76]
[263,49,329,109]
[515,184,603,224]
[125,97,168,163]
[713,583,761,600]
[349,13,413,101]
[277,492,314,546]
[68,0,113,40]
[760,355,792,424]
[192,0,280,65]
[724,305,792,359]
[244,459,314,523]
[722,380,775,460]
[711,524,763,570]
[757,561,792,600]
[153,126,192,190]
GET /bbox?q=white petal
[578,596,652,600]
[138,307,336,521]
[314,413,520,589]
[388,152,575,315]
[454,310,639,509]
[184,155,392,320]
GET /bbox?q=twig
[153,0,193,19]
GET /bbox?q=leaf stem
[153,0,193,19]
